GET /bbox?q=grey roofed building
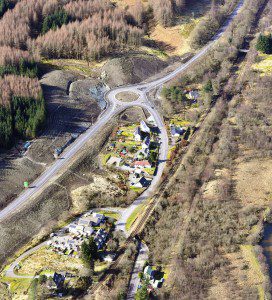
[170,125,185,137]
[188,90,199,100]
[78,215,101,226]
[134,126,142,141]
[144,266,155,279]
[53,272,66,289]
[78,219,90,226]
[140,120,151,133]
[133,176,151,188]
[142,136,150,149]
[106,156,122,166]
[83,226,94,236]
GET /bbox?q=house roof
[79,215,100,225]
[107,156,122,166]
[53,272,65,287]
[139,177,150,187]
[144,266,153,276]
[170,125,185,136]
[134,126,141,135]
[143,136,150,146]
[188,90,199,99]
[140,121,150,133]
[84,226,94,233]
[147,115,156,124]
[133,160,151,167]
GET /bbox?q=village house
[134,127,142,141]
[95,229,108,250]
[107,156,122,167]
[147,115,156,126]
[144,266,156,279]
[143,265,165,289]
[151,278,164,289]
[87,215,102,226]
[78,218,91,227]
[142,136,150,150]
[132,176,151,188]
[140,120,151,133]
[83,226,94,236]
[133,160,152,169]
[77,212,105,227]
[93,212,106,221]
[170,125,186,137]
[188,90,199,100]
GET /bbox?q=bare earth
[235,157,272,206]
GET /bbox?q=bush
[256,34,272,54]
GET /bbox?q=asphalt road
[0,0,244,223]
[126,241,149,300]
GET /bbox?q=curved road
[0,0,244,223]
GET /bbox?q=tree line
[0,0,208,62]
[0,46,38,77]
[0,75,45,148]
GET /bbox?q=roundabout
[115,91,139,103]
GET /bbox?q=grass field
[170,116,191,127]
[113,0,210,57]
[252,54,272,75]
[17,246,83,276]
[126,203,146,231]
[2,277,32,299]
[41,58,106,76]
[97,210,121,220]
[241,245,265,299]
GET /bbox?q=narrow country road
[5,241,47,279]
[126,242,149,300]
[0,0,244,228]
[2,0,244,288]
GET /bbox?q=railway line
[2,0,245,298]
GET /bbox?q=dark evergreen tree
[256,34,272,54]
[81,237,98,267]
[41,9,70,34]
[0,0,15,18]
[0,106,13,147]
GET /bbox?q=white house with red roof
[132,160,152,169]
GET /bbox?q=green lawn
[102,153,115,165]
[252,54,272,75]
[241,244,265,299]
[2,277,33,295]
[130,186,143,192]
[144,167,155,176]
[170,117,190,127]
[95,261,109,273]
[125,203,146,231]
[96,210,120,220]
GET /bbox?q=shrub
[256,34,272,54]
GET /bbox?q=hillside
[2,0,272,299]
